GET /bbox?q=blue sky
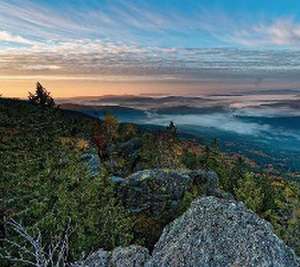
[1,0,300,97]
[2,0,300,48]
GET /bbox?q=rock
[73,249,110,267]
[116,169,226,249]
[81,149,101,177]
[146,196,300,267]
[118,169,193,218]
[117,169,224,219]
[111,245,150,267]
[74,197,299,267]
[73,246,150,267]
[111,175,128,185]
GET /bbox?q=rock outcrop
[74,249,110,267]
[74,246,150,267]
[114,169,221,218]
[116,169,193,217]
[76,197,299,267]
[113,169,228,249]
[147,197,300,267]
[81,149,101,177]
[111,245,150,267]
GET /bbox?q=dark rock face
[114,169,222,249]
[116,169,221,218]
[117,169,193,218]
[147,197,300,267]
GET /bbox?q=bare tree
[1,219,71,267]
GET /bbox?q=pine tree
[28,82,55,107]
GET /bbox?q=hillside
[1,98,299,266]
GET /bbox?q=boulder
[111,175,128,185]
[117,169,193,218]
[116,169,222,219]
[73,249,110,267]
[115,169,223,249]
[146,196,300,267]
[74,197,299,267]
[73,246,150,267]
[111,245,150,267]
[81,149,101,177]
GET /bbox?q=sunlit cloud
[0,31,34,45]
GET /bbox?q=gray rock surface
[117,169,220,219]
[111,175,128,185]
[119,169,192,217]
[75,197,299,267]
[81,149,101,177]
[73,249,110,267]
[146,196,300,267]
[111,245,150,267]
[73,246,150,267]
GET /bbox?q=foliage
[1,97,300,259]
[119,123,138,141]
[102,113,119,143]
[180,138,300,255]
[139,133,183,169]
[28,82,55,108]
[0,99,133,265]
[235,172,264,212]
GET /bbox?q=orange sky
[2,78,300,99]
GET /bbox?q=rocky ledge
[76,196,300,267]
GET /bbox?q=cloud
[21,65,62,71]
[141,112,271,136]
[228,18,300,47]
[1,0,300,90]
[0,31,34,45]
[1,39,300,89]
[1,0,300,49]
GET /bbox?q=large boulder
[147,196,300,267]
[75,197,299,267]
[115,169,221,218]
[114,169,223,249]
[117,169,193,217]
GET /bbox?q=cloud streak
[0,31,34,45]
[228,18,300,47]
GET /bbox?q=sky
[1,0,300,97]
